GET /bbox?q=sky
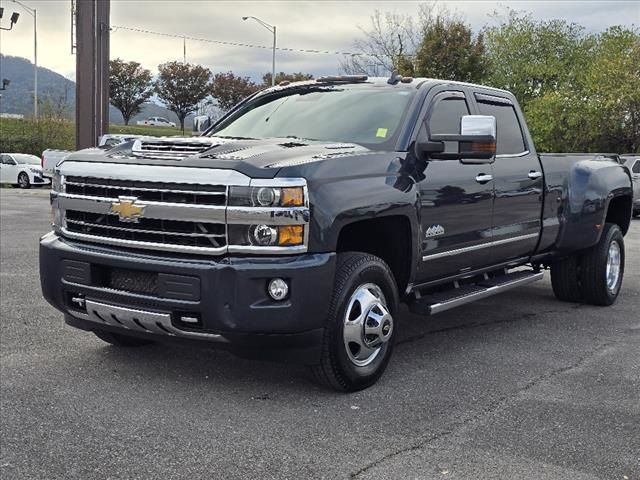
[0,0,638,82]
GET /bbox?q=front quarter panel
[278,152,421,272]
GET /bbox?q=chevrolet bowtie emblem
[110,196,146,223]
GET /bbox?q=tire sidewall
[329,256,399,388]
[600,225,625,302]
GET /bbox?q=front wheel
[579,223,625,306]
[311,252,398,392]
[17,172,31,189]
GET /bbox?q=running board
[409,270,544,315]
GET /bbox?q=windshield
[210,86,416,149]
[14,154,40,165]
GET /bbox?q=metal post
[96,0,109,138]
[242,16,276,86]
[271,25,276,86]
[33,8,37,117]
[75,0,96,149]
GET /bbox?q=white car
[0,153,50,188]
[136,117,176,127]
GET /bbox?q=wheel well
[606,195,632,235]
[336,216,412,293]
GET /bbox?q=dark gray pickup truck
[40,75,634,391]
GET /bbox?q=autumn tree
[210,71,261,112]
[262,72,314,86]
[155,62,212,132]
[109,58,153,125]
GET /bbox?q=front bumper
[40,232,336,363]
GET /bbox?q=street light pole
[242,16,276,86]
[13,0,37,118]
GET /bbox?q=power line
[110,25,362,57]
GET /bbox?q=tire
[551,255,582,302]
[311,252,399,392]
[579,223,625,306]
[94,330,152,347]
[17,172,31,189]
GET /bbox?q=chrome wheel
[606,240,621,292]
[343,283,393,367]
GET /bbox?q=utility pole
[75,0,110,149]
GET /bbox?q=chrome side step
[409,270,544,315]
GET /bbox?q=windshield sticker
[376,128,388,138]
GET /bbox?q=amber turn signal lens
[280,187,304,207]
[278,225,304,246]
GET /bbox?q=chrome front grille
[55,162,240,255]
[53,161,310,256]
[65,177,226,206]
[65,210,226,249]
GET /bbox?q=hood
[64,136,376,179]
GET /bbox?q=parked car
[40,75,633,392]
[136,117,176,128]
[0,153,50,188]
[621,155,640,217]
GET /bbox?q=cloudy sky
[1,0,638,82]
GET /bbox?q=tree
[109,58,153,125]
[210,71,261,112]
[484,9,639,153]
[155,62,212,132]
[580,26,640,152]
[262,72,314,86]
[483,9,591,109]
[413,17,487,83]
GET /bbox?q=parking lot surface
[1,188,638,480]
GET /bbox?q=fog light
[268,278,289,301]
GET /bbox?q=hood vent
[131,138,221,160]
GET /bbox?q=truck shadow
[86,281,583,397]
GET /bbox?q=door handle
[475,173,493,184]
[528,170,543,180]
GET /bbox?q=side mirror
[423,115,497,163]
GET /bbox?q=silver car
[621,155,640,217]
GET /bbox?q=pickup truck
[42,135,149,178]
[40,76,634,391]
[136,116,177,128]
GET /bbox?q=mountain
[0,55,75,117]
[0,55,192,127]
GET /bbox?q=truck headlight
[52,172,64,193]
[229,225,305,247]
[229,186,305,207]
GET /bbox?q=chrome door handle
[475,173,493,184]
[528,170,543,180]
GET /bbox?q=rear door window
[632,160,640,174]
[476,96,526,155]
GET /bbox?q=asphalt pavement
[1,188,638,480]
